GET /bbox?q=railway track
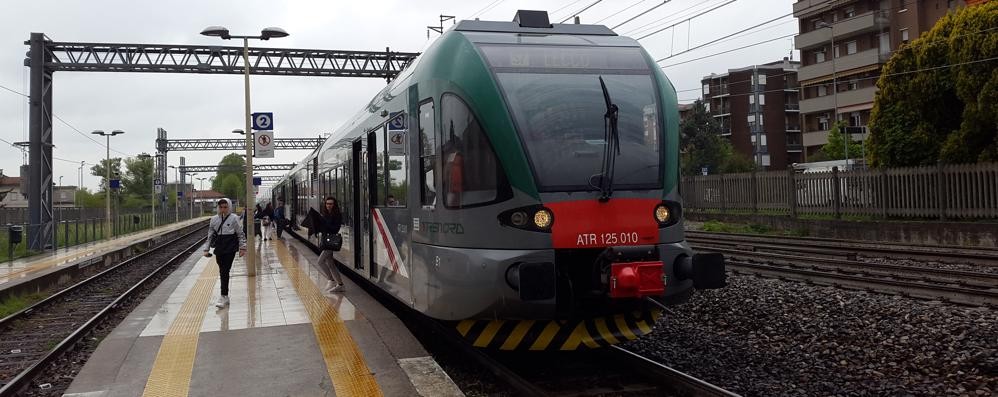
[688,231,998,307]
[686,230,998,266]
[0,224,208,396]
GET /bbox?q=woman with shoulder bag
[317,196,345,293]
[202,198,246,308]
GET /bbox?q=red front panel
[547,198,660,249]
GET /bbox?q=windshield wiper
[596,76,620,201]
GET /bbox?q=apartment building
[702,58,802,170]
[793,0,970,157]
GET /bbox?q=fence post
[832,166,842,219]
[751,170,759,214]
[787,166,797,218]
[720,174,727,214]
[936,161,947,221]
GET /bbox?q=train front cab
[395,18,726,337]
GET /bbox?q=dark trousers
[276,219,285,238]
[216,252,236,296]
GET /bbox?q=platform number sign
[251,112,274,131]
[387,112,406,131]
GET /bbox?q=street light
[202,25,289,277]
[138,154,157,228]
[169,165,179,223]
[92,129,124,238]
[816,21,846,166]
[196,177,208,216]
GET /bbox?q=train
[263,10,725,351]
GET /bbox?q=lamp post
[196,177,207,216]
[77,161,86,207]
[138,154,156,228]
[169,165,179,223]
[201,25,289,277]
[817,21,845,165]
[91,130,124,239]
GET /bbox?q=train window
[418,100,437,207]
[374,126,388,206]
[439,94,501,208]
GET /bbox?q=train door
[351,139,366,271]
[366,131,378,279]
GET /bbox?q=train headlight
[533,209,553,229]
[510,211,529,227]
[654,205,671,223]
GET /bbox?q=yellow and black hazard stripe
[454,310,661,351]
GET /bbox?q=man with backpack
[203,198,246,308]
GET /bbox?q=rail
[0,223,208,396]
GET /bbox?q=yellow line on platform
[141,257,217,397]
[272,242,383,397]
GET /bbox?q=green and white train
[267,11,725,351]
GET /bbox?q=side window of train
[418,100,437,207]
[439,93,503,208]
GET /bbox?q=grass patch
[0,292,48,318]
[700,220,808,237]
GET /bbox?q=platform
[0,217,208,289]
[62,236,462,397]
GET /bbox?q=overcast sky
[1,0,798,191]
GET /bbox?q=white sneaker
[329,284,345,293]
[215,296,229,308]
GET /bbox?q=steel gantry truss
[42,41,418,79]
[158,137,324,152]
[24,32,418,250]
[178,164,296,174]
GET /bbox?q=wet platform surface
[62,235,462,397]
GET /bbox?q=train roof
[454,20,615,37]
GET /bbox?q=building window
[901,28,910,43]
[846,41,857,55]
[899,0,909,12]
[748,95,754,104]
[948,0,956,9]
[834,44,840,58]
[439,94,503,208]
[815,49,826,63]
[818,114,830,131]
[811,18,823,30]
[844,6,855,18]
[703,84,710,95]
[878,32,891,55]
[418,100,437,207]
[759,95,765,105]
[850,112,862,127]
[817,85,828,97]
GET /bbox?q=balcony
[786,125,802,133]
[798,49,884,81]
[720,128,732,136]
[795,11,888,50]
[785,103,800,112]
[803,130,830,147]
[712,108,731,117]
[799,86,878,113]
[793,0,831,17]
[786,143,804,152]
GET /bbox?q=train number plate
[575,232,642,247]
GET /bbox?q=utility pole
[752,66,764,170]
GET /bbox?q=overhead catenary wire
[611,1,671,29]
[595,0,649,24]
[560,0,603,24]
[634,0,739,40]
[624,0,732,36]
[468,0,503,19]
[675,55,998,102]
[654,12,793,61]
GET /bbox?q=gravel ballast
[626,274,997,396]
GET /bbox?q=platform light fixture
[201,25,290,277]
[92,129,124,238]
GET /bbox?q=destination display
[480,45,650,71]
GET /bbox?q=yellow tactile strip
[141,258,218,397]
[272,242,383,397]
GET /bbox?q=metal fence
[681,162,998,220]
[1,209,199,262]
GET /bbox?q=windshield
[481,45,661,192]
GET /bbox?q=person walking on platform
[261,202,275,240]
[317,196,345,293]
[203,198,246,308]
[253,204,264,239]
[274,200,287,240]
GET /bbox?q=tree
[819,122,865,161]
[90,158,123,192]
[867,3,998,167]
[211,153,245,196]
[218,174,244,203]
[680,100,757,175]
[122,154,154,207]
